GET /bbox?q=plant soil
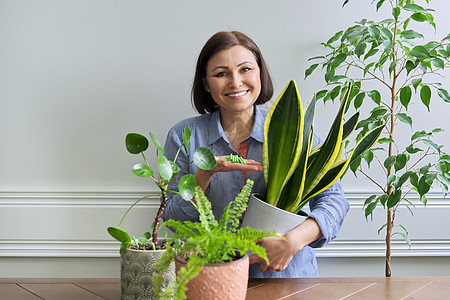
[130,240,167,251]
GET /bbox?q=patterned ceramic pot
[120,247,175,300]
[175,253,249,300]
[241,193,308,233]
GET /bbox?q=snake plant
[264,80,383,213]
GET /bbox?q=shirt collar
[208,106,266,145]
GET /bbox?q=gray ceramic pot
[120,247,175,300]
[241,193,308,233]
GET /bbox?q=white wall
[1,0,449,278]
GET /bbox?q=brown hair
[192,31,273,114]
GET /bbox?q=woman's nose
[228,73,243,88]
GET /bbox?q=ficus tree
[305,0,450,276]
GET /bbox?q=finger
[249,255,261,265]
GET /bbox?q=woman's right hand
[194,155,262,193]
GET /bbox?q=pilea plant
[305,0,450,276]
[153,179,278,300]
[107,126,216,253]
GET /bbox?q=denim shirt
[162,106,349,278]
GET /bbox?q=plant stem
[385,0,399,277]
[152,190,168,247]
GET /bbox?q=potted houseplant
[153,179,279,300]
[107,127,216,299]
[242,80,383,233]
[305,0,450,276]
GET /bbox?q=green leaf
[178,174,197,200]
[355,42,367,58]
[368,26,381,38]
[400,30,424,40]
[183,126,191,155]
[193,147,216,170]
[399,86,412,109]
[158,155,173,180]
[420,85,431,111]
[392,7,400,21]
[437,89,450,103]
[107,227,131,244]
[368,90,381,105]
[404,4,427,13]
[327,31,343,44]
[394,154,408,172]
[264,80,303,206]
[387,189,401,208]
[330,53,347,68]
[396,113,412,128]
[354,92,365,109]
[363,150,374,167]
[384,156,396,169]
[364,48,379,60]
[411,12,428,23]
[422,139,441,154]
[125,133,149,154]
[418,175,431,196]
[410,172,419,187]
[305,64,319,79]
[410,45,430,58]
[396,171,413,189]
[405,60,416,75]
[380,28,393,41]
[432,58,445,69]
[132,163,153,177]
[412,78,422,91]
[149,131,164,154]
[379,137,394,144]
[406,144,422,154]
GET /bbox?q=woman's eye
[240,67,252,73]
[215,72,227,77]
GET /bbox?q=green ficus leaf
[355,42,367,58]
[412,78,422,91]
[330,53,347,68]
[410,45,430,58]
[392,7,400,21]
[420,85,431,111]
[384,156,396,169]
[399,86,412,109]
[437,89,450,103]
[387,189,401,208]
[368,90,381,105]
[396,113,412,128]
[394,154,408,172]
[354,92,365,109]
[305,64,319,79]
[400,30,424,40]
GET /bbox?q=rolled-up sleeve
[161,125,199,223]
[307,180,349,248]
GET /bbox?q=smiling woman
[161,30,350,279]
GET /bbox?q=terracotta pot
[121,247,175,300]
[241,193,308,233]
[175,253,249,300]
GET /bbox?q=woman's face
[203,45,261,116]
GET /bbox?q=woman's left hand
[249,234,294,273]
[248,218,323,273]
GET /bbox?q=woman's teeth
[227,91,248,97]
